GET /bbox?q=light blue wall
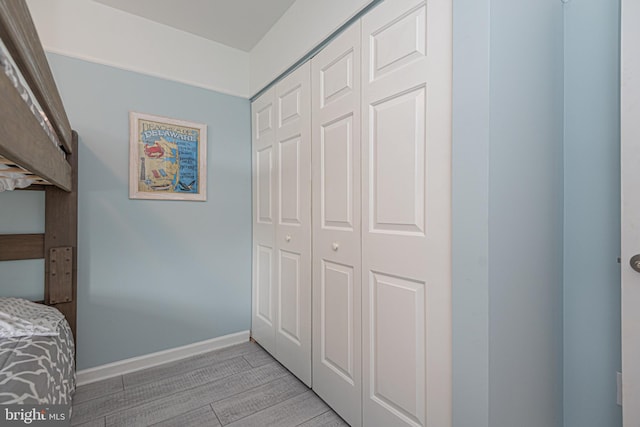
[454,0,622,426]
[452,0,490,425]
[488,1,564,426]
[43,53,251,370]
[563,1,621,426]
[0,191,45,300]
[453,0,564,426]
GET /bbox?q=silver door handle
[285,235,291,242]
[631,254,640,273]
[332,242,339,251]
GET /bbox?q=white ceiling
[93,0,297,52]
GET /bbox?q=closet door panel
[321,260,355,377]
[275,62,312,386]
[251,88,277,354]
[255,244,273,324]
[369,272,426,421]
[256,147,274,224]
[370,87,426,234]
[322,115,354,229]
[278,249,301,341]
[362,0,452,426]
[312,22,362,427]
[279,136,302,224]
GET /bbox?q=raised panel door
[251,88,277,354]
[275,62,312,386]
[312,21,362,427]
[362,1,452,426]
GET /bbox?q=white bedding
[0,164,33,192]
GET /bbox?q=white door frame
[621,0,640,424]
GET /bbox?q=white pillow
[0,298,64,337]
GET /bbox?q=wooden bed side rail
[0,233,44,261]
[0,0,73,154]
[0,65,72,190]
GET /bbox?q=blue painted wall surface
[563,1,621,426]
[453,0,564,426]
[42,53,251,370]
[452,0,490,425]
[0,191,45,300]
[488,1,564,426]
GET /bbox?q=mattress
[0,308,75,404]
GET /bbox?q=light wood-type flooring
[71,341,348,427]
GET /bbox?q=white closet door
[274,62,312,386]
[361,0,452,426]
[311,22,362,426]
[251,88,277,355]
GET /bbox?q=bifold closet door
[251,64,312,386]
[311,22,362,427]
[274,62,312,386]
[252,87,277,355]
[361,0,452,426]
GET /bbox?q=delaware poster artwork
[129,112,207,201]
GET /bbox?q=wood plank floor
[71,342,349,427]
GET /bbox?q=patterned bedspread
[0,319,75,404]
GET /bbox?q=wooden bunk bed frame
[0,1,78,339]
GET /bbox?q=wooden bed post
[44,131,78,341]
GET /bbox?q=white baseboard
[76,330,250,386]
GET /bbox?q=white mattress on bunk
[0,164,32,191]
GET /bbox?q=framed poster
[129,112,207,201]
